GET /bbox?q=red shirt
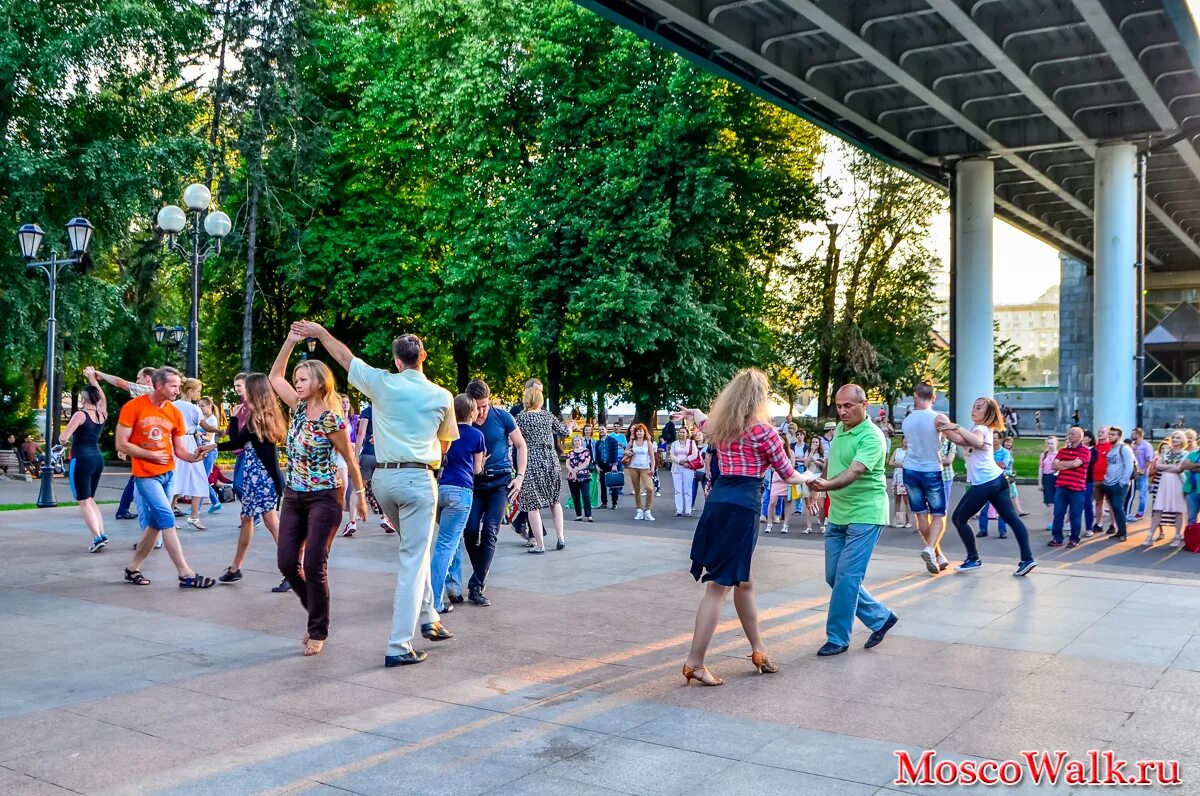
[1054,445,1089,492]
[1091,441,1111,481]
[707,422,796,480]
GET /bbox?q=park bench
[0,449,31,480]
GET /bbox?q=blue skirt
[689,475,762,587]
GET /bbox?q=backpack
[1184,523,1200,553]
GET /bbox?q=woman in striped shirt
[674,370,811,686]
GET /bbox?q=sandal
[124,568,151,586]
[304,639,324,656]
[187,518,207,531]
[178,573,216,589]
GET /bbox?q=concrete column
[1093,142,1137,433]
[953,158,994,422]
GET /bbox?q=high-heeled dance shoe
[681,664,723,686]
[751,651,779,674]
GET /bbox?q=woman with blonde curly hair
[269,331,367,656]
[674,369,810,686]
[514,382,569,553]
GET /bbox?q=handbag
[603,471,624,489]
[683,441,704,471]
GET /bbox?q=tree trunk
[597,393,607,426]
[816,226,840,417]
[241,182,260,373]
[453,338,470,392]
[204,0,231,188]
[546,347,562,416]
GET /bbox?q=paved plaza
[2,475,1200,794]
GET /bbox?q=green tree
[0,0,210,429]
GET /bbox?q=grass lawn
[0,500,118,511]
[890,435,1048,479]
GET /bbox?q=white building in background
[994,285,1059,358]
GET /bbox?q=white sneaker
[764,524,773,534]
[634,509,645,521]
[644,511,655,521]
[780,525,789,535]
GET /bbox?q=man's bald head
[834,384,868,428]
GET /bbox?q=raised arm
[269,331,303,409]
[91,367,134,393]
[291,320,355,372]
[83,367,107,415]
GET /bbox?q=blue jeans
[943,477,954,509]
[117,476,136,516]
[1133,474,1149,516]
[823,523,892,647]
[979,508,1007,537]
[134,471,176,532]
[1052,487,1087,543]
[1084,482,1095,530]
[1105,483,1130,537]
[204,447,221,505]
[232,451,246,500]
[465,479,509,594]
[431,485,472,612]
[1186,491,1200,526]
[903,469,946,516]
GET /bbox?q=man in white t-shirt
[901,383,949,575]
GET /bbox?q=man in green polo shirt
[811,384,898,657]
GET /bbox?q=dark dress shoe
[864,613,899,649]
[421,622,453,641]
[385,650,428,667]
[1115,534,1127,542]
[817,642,849,657]
[448,592,465,604]
[468,591,491,607]
[115,511,137,520]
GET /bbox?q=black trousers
[569,478,593,517]
[277,488,341,640]
[465,480,508,594]
[951,475,1033,562]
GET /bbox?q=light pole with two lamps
[17,217,95,508]
[153,324,187,367]
[157,183,231,379]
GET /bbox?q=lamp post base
[36,466,57,508]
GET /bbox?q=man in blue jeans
[811,384,897,657]
[1049,426,1089,547]
[463,380,528,607]
[901,383,949,575]
[1127,428,1153,520]
[1102,426,1134,542]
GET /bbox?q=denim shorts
[902,469,946,516]
[134,471,176,531]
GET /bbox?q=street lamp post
[153,324,187,367]
[157,183,231,379]
[17,217,95,508]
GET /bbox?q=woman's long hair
[293,360,340,415]
[704,369,770,446]
[630,423,650,443]
[245,373,287,444]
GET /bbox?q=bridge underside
[579,0,1200,429]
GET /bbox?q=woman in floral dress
[514,383,569,554]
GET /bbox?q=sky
[816,139,1060,306]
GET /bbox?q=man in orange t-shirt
[117,366,217,589]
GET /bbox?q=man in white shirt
[294,321,458,668]
[900,383,950,575]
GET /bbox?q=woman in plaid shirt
[675,369,812,687]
